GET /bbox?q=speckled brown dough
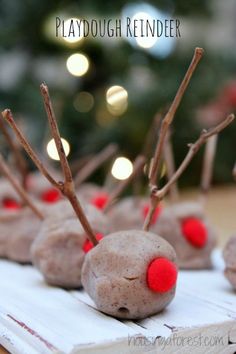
[153,202,217,269]
[31,203,110,288]
[3,201,65,263]
[223,235,236,289]
[81,230,177,319]
[0,178,21,205]
[27,171,62,199]
[5,208,43,263]
[77,183,107,203]
[108,197,148,232]
[0,210,22,258]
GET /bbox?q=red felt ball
[83,233,103,253]
[41,188,61,203]
[181,218,207,248]
[142,204,162,225]
[147,257,178,293]
[2,198,21,210]
[91,193,109,210]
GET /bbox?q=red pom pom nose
[91,193,109,210]
[83,233,103,253]
[2,198,21,210]
[147,257,178,293]
[41,188,61,203]
[181,218,207,248]
[142,204,162,225]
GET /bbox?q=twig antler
[144,114,234,229]
[0,153,44,219]
[142,112,162,159]
[163,130,179,202]
[144,47,204,231]
[103,155,146,212]
[199,134,218,204]
[0,115,28,188]
[74,143,118,187]
[3,83,98,246]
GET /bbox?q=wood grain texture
[0,251,235,353]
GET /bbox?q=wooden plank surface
[0,251,235,354]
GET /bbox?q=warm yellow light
[47,138,70,161]
[66,53,89,77]
[111,157,133,180]
[106,85,128,106]
[106,85,128,116]
[63,18,84,43]
[131,12,158,49]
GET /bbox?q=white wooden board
[0,251,236,354]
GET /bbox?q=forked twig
[149,48,204,187]
[0,153,44,219]
[74,144,118,187]
[40,83,72,185]
[3,83,98,246]
[144,47,204,231]
[0,115,28,188]
[163,130,179,202]
[142,112,162,159]
[144,114,234,230]
[103,155,146,212]
[2,109,58,189]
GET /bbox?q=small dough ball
[4,201,63,263]
[0,210,21,257]
[5,208,42,263]
[31,203,110,288]
[77,183,107,204]
[108,197,150,232]
[223,235,236,289]
[153,202,217,269]
[82,230,178,319]
[0,179,22,209]
[27,171,62,203]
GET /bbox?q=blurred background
[0,0,236,195]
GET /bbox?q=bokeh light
[63,18,84,44]
[47,138,70,161]
[131,12,158,49]
[111,157,133,180]
[122,3,175,58]
[106,85,128,116]
[66,53,89,77]
[74,92,94,112]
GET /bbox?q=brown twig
[0,114,28,188]
[149,113,234,209]
[2,109,59,189]
[199,134,218,204]
[103,155,146,212]
[149,48,204,187]
[144,47,204,231]
[163,130,179,202]
[3,84,98,246]
[132,112,162,196]
[74,144,118,187]
[0,153,44,219]
[40,83,72,185]
[142,112,162,158]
